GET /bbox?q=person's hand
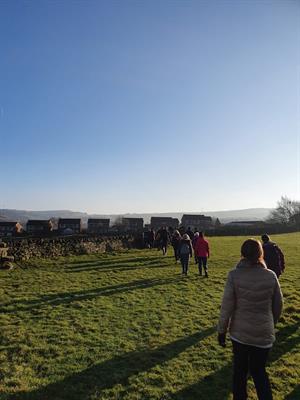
[218,333,226,347]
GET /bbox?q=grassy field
[0,233,299,400]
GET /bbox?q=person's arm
[194,240,199,256]
[277,246,285,272]
[189,242,193,257]
[217,272,235,335]
[207,241,210,258]
[272,276,283,324]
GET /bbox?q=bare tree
[267,196,300,224]
[111,216,123,232]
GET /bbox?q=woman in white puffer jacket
[218,238,283,400]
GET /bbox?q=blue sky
[0,0,299,213]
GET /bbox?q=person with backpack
[194,231,210,277]
[217,239,283,400]
[261,234,285,278]
[178,233,193,275]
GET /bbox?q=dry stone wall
[3,235,140,261]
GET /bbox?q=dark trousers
[198,256,208,275]
[180,254,189,274]
[173,246,179,261]
[161,240,168,255]
[232,340,273,400]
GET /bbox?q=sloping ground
[0,233,299,400]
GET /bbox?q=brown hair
[241,239,264,264]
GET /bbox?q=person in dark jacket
[218,238,283,400]
[148,228,155,249]
[143,230,150,248]
[186,227,194,240]
[157,226,169,255]
[192,232,199,264]
[171,230,181,263]
[178,234,193,275]
[178,226,186,236]
[261,234,285,278]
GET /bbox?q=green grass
[0,233,299,400]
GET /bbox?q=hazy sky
[0,0,299,213]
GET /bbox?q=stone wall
[3,235,141,261]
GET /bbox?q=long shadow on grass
[66,255,164,268]
[171,318,300,400]
[0,277,181,313]
[65,257,170,273]
[270,317,300,362]
[66,261,171,274]
[171,363,232,400]
[9,326,215,400]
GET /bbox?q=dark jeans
[232,340,273,400]
[180,254,189,274]
[161,240,168,255]
[198,256,208,274]
[173,246,179,261]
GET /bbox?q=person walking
[178,233,193,275]
[148,228,155,249]
[192,231,199,264]
[143,230,150,248]
[186,227,194,241]
[159,226,169,255]
[261,234,285,278]
[217,238,283,400]
[171,230,181,263]
[194,232,210,277]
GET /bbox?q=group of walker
[155,227,286,400]
[154,227,285,282]
[171,230,210,276]
[153,226,210,276]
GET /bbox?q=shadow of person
[171,318,300,400]
[8,326,215,400]
[270,317,300,362]
[0,276,182,313]
[66,255,163,269]
[170,363,232,400]
[66,260,168,274]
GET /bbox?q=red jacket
[194,237,210,257]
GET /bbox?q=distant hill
[120,208,273,224]
[0,208,273,225]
